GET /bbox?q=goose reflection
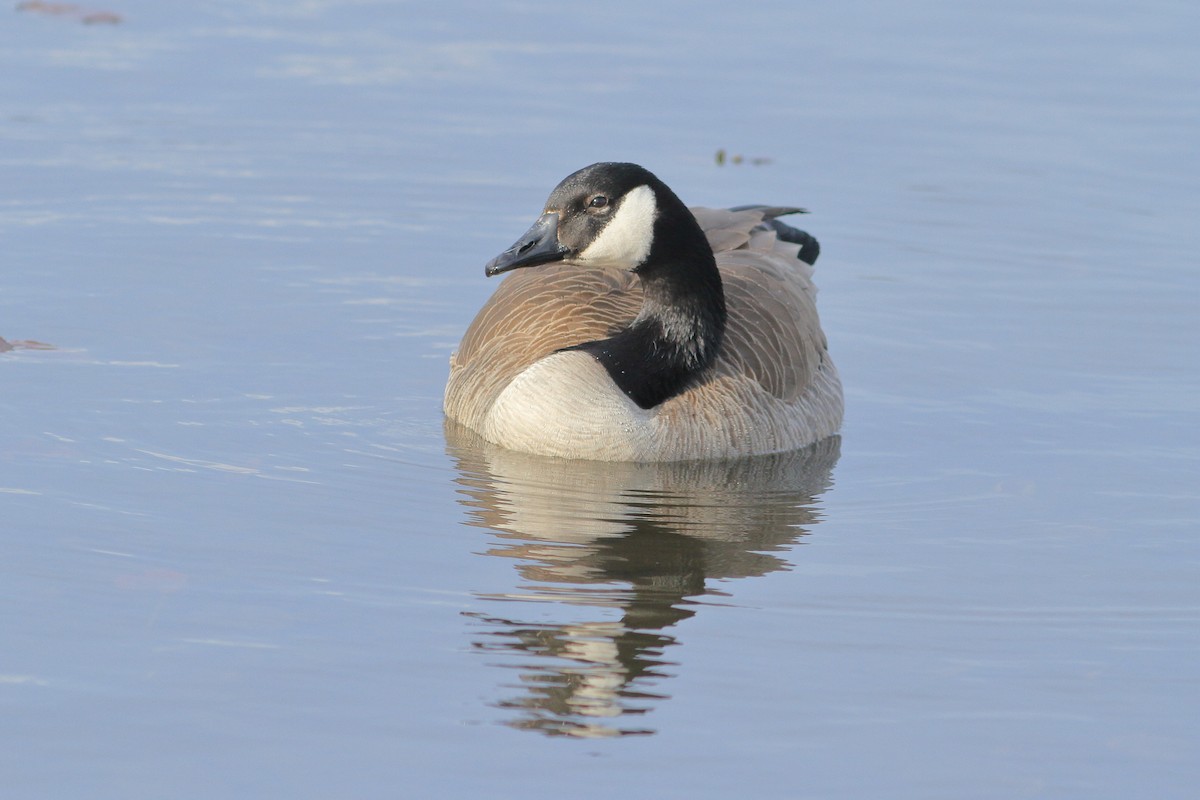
[445,422,840,737]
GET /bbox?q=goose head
[485,162,705,277]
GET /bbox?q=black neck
[567,246,727,410]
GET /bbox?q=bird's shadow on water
[444,422,841,738]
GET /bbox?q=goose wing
[695,207,828,402]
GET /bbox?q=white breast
[482,351,656,461]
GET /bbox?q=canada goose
[443,162,843,461]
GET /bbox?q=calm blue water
[2,1,1198,798]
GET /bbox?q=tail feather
[729,205,819,265]
[768,219,820,266]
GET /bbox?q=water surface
[2,1,1198,798]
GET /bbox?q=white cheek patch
[578,184,658,268]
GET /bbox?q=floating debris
[715,148,774,167]
[0,336,56,352]
[15,1,122,24]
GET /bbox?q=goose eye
[588,195,609,209]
